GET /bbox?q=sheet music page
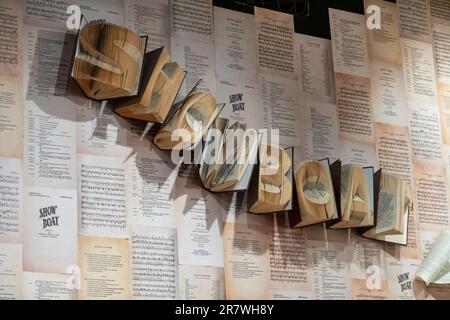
[24,0,124,29]
[170,0,213,44]
[0,243,22,300]
[77,154,127,238]
[254,7,296,79]
[125,0,169,52]
[438,84,450,145]
[397,0,432,43]
[409,103,443,161]
[329,8,370,78]
[213,6,257,83]
[374,122,413,184]
[259,74,301,146]
[78,236,131,300]
[175,182,223,268]
[22,272,77,300]
[130,225,178,300]
[178,265,225,300]
[386,258,425,300]
[429,0,450,25]
[0,0,23,77]
[223,222,271,300]
[23,187,77,273]
[295,34,336,105]
[126,150,177,228]
[335,73,374,143]
[432,23,450,85]
[0,157,22,243]
[413,161,450,230]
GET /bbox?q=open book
[416,230,450,286]
[115,48,185,123]
[153,92,219,150]
[289,159,338,228]
[361,173,412,245]
[248,145,293,214]
[71,20,145,100]
[329,164,375,229]
[200,118,258,192]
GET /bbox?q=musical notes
[130,226,177,299]
[78,154,127,238]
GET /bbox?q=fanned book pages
[329,165,375,229]
[361,173,412,245]
[199,118,259,192]
[416,230,450,286]
[71,20,145,100]
[115,48,185,123]
[289,159,338,228]
[153,92,218,150]
[248,145,293,214]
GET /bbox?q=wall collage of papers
[1,0,450,300]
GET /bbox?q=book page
[76,100,131,158]
[339,139,379,168]
[175,184,223,267]
[409,103,443,161]
[223,222,271,299]
[24,0,124,29]
[171,37,216,95]
[329,8,369,78]
[254,7,296,79]
[125,0,169,52]
[126,150,177,228]
[349,236,388,299]
[0,243,22,300]
[370,61,409,127]
[77,154,127,238]
[375,123,413,184]
[386,258,425,300]
[0,75,23,158]
[295,34,335,104]
[219,192,270,226]
[301,101,339,162]
[259,74,300,146]
[78,236,131,300]
[364,0,402,65]
[23,26,76,105]
[130,225,177,300]
[170,0,213,44]
[178,265,225,300]
[335,73,374,143]
[397,0,432,42]
[307,239,351,299]
[23,187,77,273]
[24,101,77,190]
[438,83,450,144]
[213,7,257,83]
[413,162,450,230]
[0,157,22,243]
[416,230,450,285]
[401,38,438,103]
[433,23,450,85]
[22,272,77,300]
[215,79,261,131]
